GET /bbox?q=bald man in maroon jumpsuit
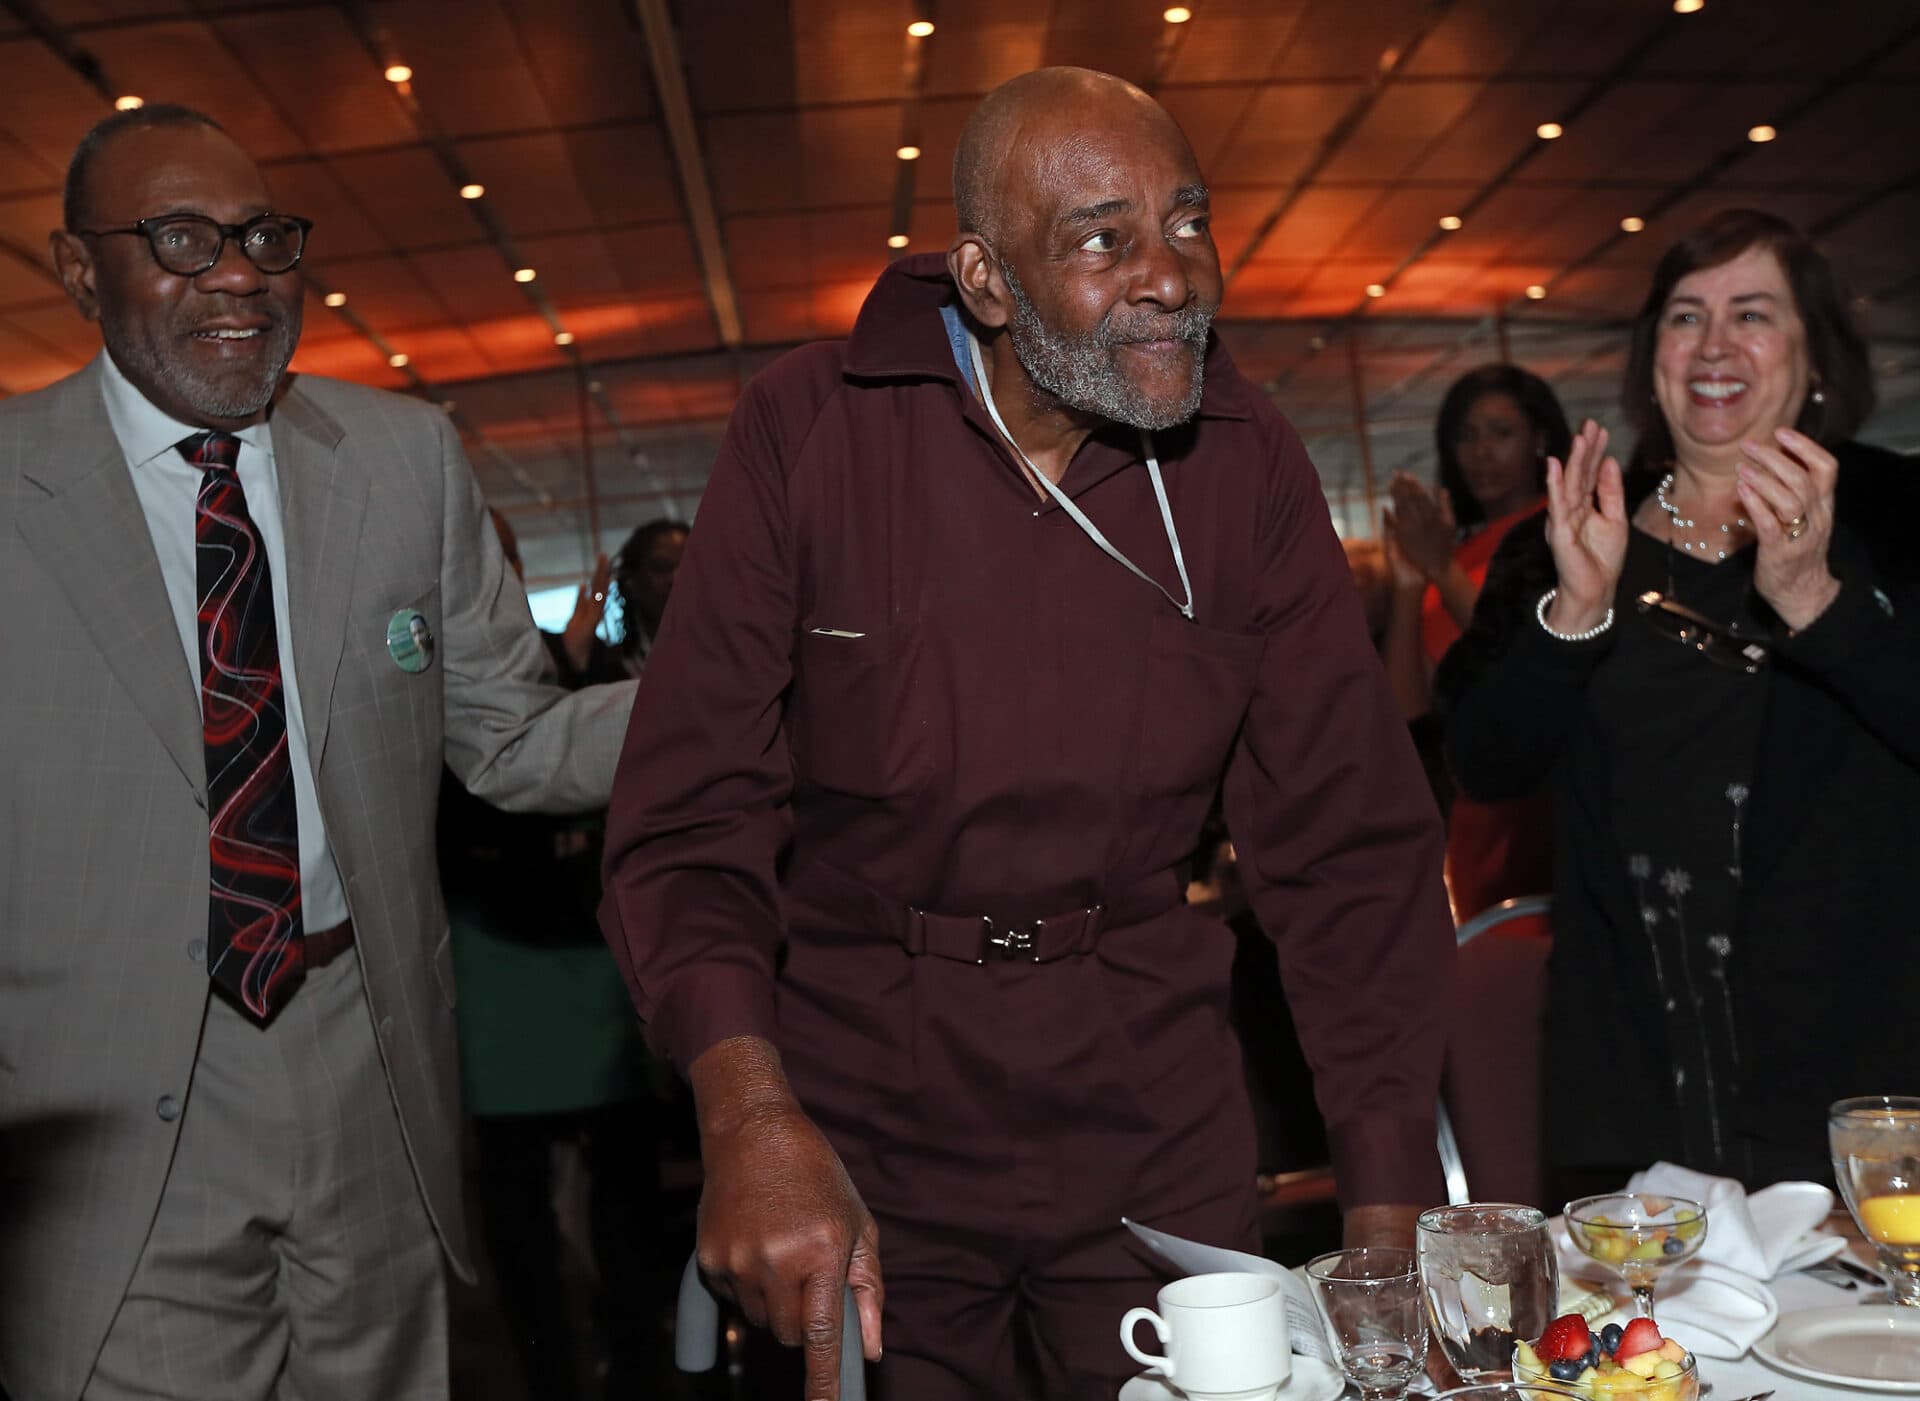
[601,67,1453,1400]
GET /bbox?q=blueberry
[1600,1323,1624,1354]
[1585,1340,1602,1368]
[1663,1234,1687,1255]
[1550,1360,1584,1381]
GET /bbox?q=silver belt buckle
[979,916,1041,963]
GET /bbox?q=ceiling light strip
[887,1,937,257]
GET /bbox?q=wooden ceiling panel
[1037,2,1164,88]
[562,124,678,228]
[601,224,707,301]
[1412,80,1563,183]
[1208,84,1358,187]
[0,194,62,255]
[4,301,96,367]
[0,260,57,310]
[737,288,818,345]
[1509,0,1663,80]
[1223,262,1317,318]
[1209,188,1284,275]
[1245,187,1380,266]
[902,96,969,219]
[0,316,80,392]
[1157,87,1258,176]
[263,159,388,260]
[37,0,190,21]
[682,0,797,115]
[563,295,717,361]
[285,331,403,388]
[1643,0,1916,78]
[0,39,116,165]
[797,105,903,211]
[318,253,451,334]
[1402,0,1547,79]
[84,21,307,162]
[214,8,414,154]
[706,113,804,218]
[1269,0,1432,80]
[409,242,531,325]
[500,0,655,127]
[0,131,59,201]
[515,230,622,305]
[792,0,911,105]
[1165,14,1300,85]
[379,0,557,137]
[1321,82,1485,185]
[1515,81,1700,187]
[1332,183,1481,260]
[458,132,597,235]
[924,9,1045,97]
[378,323,494,382]
[1735,85,1919,187]
[328,146,477,249]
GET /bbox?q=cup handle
[1121,1307,1172,1375]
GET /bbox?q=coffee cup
[1120,1271,1291,1400]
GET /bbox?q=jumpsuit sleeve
[1220,407,1455,1212]
[598,367,809,1071]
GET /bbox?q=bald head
[952,67,1188,246]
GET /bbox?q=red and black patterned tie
[185,430,303,1021]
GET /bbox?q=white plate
[1119,1355,1345,1401]
[1752,1305,1920,1392]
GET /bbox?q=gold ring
[1787,520,1806,540]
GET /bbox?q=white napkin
[1120,1218,1332,1363]
[1623,1162,1845,1279]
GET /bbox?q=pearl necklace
[1656,471,1748,560]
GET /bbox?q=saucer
[1118,1355,1344,1401]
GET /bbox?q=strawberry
[1616,1317,1665,1359]
[1537,1313,1592,1362]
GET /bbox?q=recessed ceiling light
[459,183,485,200]
[887,234,910,249]
[114,95,144,111]
[1438,215,1463,231]
[1673,0,1704,12]
[1620,216,1646,233]
[896,145,922,161]
[1164,5,1194,21]
[1365,283,1386,299]
[513,268,536,283]
[388,352,409,368]
[384,63,412,84]
[554,331,575,346]
[1747,124,1777,143]
[323,291,347,308]
[1525,284,1548,300]
[906,19,934,37]
[1536,122,1564,140]
[1308,336,1327,351]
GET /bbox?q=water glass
[1306,1247,1426,1400]
[1416,1203,1559,1383]
[1830,1094,1920,1306]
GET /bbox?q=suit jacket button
[380,1016,395,1041]
[156,1095,180,1122]
[187,939,206,964]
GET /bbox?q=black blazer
[1436,441,1920,1184]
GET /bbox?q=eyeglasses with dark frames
[1635,590,1770,673]
[75,212,313,277]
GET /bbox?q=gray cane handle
[672,1252,867,1401]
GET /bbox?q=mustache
[180,298,288,330]
[1096,300,1216,348]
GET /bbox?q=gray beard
[103,307,299,422]
[1001,259,1213,432]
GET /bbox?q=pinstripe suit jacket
[0,360,636,1400]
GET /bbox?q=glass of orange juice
[1830,1095,1920,1307]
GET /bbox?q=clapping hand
[1384,472,1457,582]
[560,553,613,671]
[1736,426,1842,631]
[1543,420,1628,633]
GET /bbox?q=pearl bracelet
[1535,587,1614,641]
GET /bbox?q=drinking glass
[1431,1385,1582,1400]
[1306,1247,1426,1400]
[1563,1193,1707,1320]
[1416,1204,1560,1384]
[1830,1094,1920,1307]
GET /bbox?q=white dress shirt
[99,350,350,930]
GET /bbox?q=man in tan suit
[0,105,635,1399]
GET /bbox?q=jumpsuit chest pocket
[1123,613,1264,798]
[789,621,929,800]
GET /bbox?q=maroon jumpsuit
[601,254,1453,1398]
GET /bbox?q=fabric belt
[804,865,1182,965]
[304,918,355,970]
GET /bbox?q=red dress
[1424,505,1555,921]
